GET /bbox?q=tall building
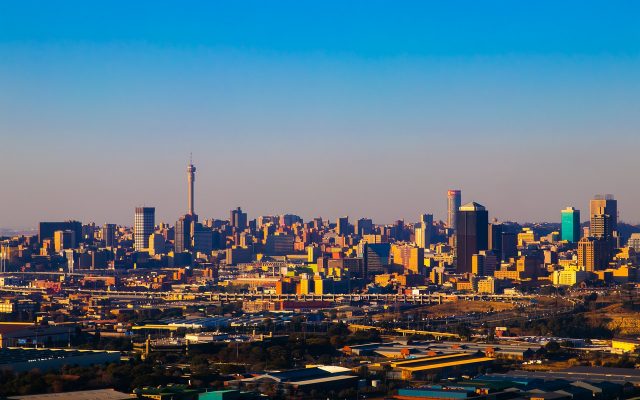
[488,222,503,258]
[455,202,489,274]
[187,159,196,216]
[192,223,213,254]
[175,214,196,253]
[561,207,581,243]
[447,190,462,230]
[134,207,155,251]
[391,244,424,274]
[336,216,349,236]
[472,250,497,276]
[501,232,518,261]
[102,224,116,248]
[590,194,617,239]
[279,214,302,227]
[39,221,82,246]
[361,242,391,277]
[415,214,433,249]
[265,233,294,255]
[355,218,374,236]
[578,236,608,272]
[53,230,75,253]
[230,207,248,230]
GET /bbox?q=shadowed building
[578,236,608,272]
[455,202,489,274]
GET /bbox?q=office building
[578,236,609,272]
[265,233,294,255]
[501,232,518,261]
[134,207,155,251]
[362,242,391,276]
[391,244,424,274]
[226,246,253,265]
[230,207,248,230]
[101,224,116,248]
[518,227,536,246]
[336,216,350,236]
[488,222,502,257]
[175,214,196,253]
[447,190,462,230]
[472,250,497,276]
[39,221,81,246]
[192,222,213,254]
[590,194,617,239]
[279,214,302,227]
[53,230,75,253]
[415,214,433,249]
[455,202,489,274]
[355,218,373,236]
[561,207,581,243]
[148,233,166,256]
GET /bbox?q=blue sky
[1,1,639,227]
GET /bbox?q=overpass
[348,324,461,339]
[0,286,535,305]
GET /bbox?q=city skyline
[3,4,640,398]
[2,158,632,230]
[2,2,640,227]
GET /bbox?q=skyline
[3,158,632,230]
[2,1,640,227]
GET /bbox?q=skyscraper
[590,194,617,239]
[39,221,82,246]
[336,216,349,236]
[415,214,433,249]
[578,236,608,272]
[134,207,155,251]
[230,207,248,230]
[561,207,581,243]
[355,218,373,236]
[102,224,116,248]
[488,222,503,257]
[53,230,75,253]
[447,190,462,230]
[175,214,196,253]
[187,159,196,216]
[455,202,489,274]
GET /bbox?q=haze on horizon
[1,1,640,229]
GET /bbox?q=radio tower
[187,153,196,216]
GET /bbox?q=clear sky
[1,1,640,228]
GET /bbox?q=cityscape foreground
[2,162,640,399]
